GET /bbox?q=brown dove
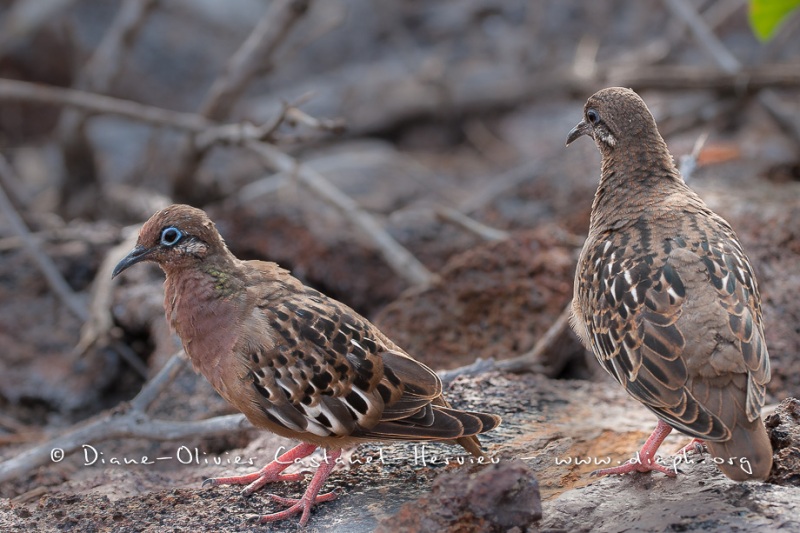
[112,204,501,526]
[566,87,772,481]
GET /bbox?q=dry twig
[435,207,510,242]
[247,141,436,287]
[496,303,574,376]
[0,352,248,484]
[662,0,740,73]
[172,0,312,200]
[2,63,800,139]
[438,303,576,382]
[757,90,800,149]
[73,230,141,360]
[0,152,32,211]
[0,78,435,287]
[56,0,162,215]
[82,0,160,91]
[438,357,498,386]
[0,160,88,321]
[459,160,545,214]
[661,0,800,148]
[679,131,710,181]
[0,78,213,131]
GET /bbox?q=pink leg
[203,442,317,496]
[592,419,677,478]
[258,449,341,527]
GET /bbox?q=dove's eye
[160,227,183,247]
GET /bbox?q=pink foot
[591,419,678,478]
[203,442,317,496]
[258,449,342,526]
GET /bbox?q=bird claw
[252,490,338,527]
[591,456,678,478]
[202,469,306,496]
[267,489,338,507]
[242,472,307,496]
[674,438,707,457]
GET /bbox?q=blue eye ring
[160,226,183,246]
[587,109,600,125]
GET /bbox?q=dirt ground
[1,1,799,531]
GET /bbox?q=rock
[374,227,589,377]
[379,460,541,532]
[766,398,800,486]
[2,371,799,531]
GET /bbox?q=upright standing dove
[566,87,772,481]
[112,204,501,526]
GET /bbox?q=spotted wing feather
[577,231,770,442]
[242,284,497,442]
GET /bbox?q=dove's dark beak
[566,119,593,146]
[112,245,153,278]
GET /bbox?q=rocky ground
[1,372,798,532]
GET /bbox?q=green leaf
[749,0,800,41]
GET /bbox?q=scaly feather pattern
[567,87,772,481]
[113,204,500,525]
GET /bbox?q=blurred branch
[495,303,574,376]
[2,62,800,137]
[194,93,338,151]
[57,0,161,217]
[172,0,312,201]
[438,357,498,386]
[0,78,433,286]
[0,78,213,131]
[606,64,800,90]
[246,141,437,288]
[0,153,32,210]
[79,0,161,91]
[459,160,545,214]
[0,352,248,485]
[679,131,710,181]
[58,0,160,137]
[440,303,576,382]
[661,0,800,147]
[285,106,346,134]
[435,207,510,242]
[72,230,139,358]
[198,0,310,120]
[758,90,800,149]
[128,351,185,411]
[662,0,740,73]
[0,157,88,321]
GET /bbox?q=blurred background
[0,0,798,528]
